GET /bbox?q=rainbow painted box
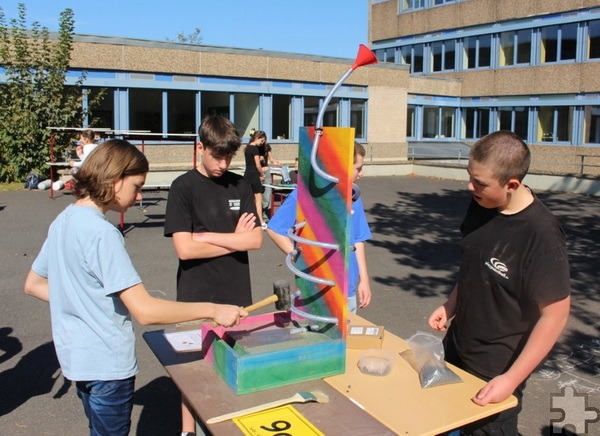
[201,311,345,395]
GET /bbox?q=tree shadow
[368,188,469,298]
[0,341,70,416]
[367,187,600,367]
[540,327,600,379]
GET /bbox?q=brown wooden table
[143,328,394,435]
[144,313,517,435]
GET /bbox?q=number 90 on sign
[233,405,324,436]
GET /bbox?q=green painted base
[201,312,346,395]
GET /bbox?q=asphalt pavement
[1,174,599,435]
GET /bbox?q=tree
[0,4,93,182]
[167,27,202,45]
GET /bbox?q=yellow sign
[233,405,324,436]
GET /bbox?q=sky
[1,0,369,59]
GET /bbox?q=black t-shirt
[164,169,258,305]
[258,143,272,167]
[244,146,260,175]
[447,193,571,378]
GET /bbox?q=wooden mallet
[242,280,291,314]
[243,294,279,313]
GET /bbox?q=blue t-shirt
[267,189,372,297]
[32,204,142,381]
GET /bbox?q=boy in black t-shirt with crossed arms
[164,115,263,436]
[429,130,571,435]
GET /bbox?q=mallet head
[273,279,291,311]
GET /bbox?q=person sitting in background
[69,129,97,171]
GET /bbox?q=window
[273,95,291,140]
[463,108,490,139]
[323,98,340,127]
[414,45,424,73]
[513,107,529,141]
[431,42,443,72]
[499,30,531,66]
[441,107,455,138]
[350,99,367,139]
[400,0,425,12]
[400,44,424,73]
[385,47,396,63]
[302,96,339,127]
[407,105,415,138]
[201,91,230,120]
[463,35,491,69]
[537,106,573,142]
[422,106,456,138]
[375,48,396,63]
[304,96,320,127]
[423,106,439,138]
[498,107,529,140]
[588,20,600,59]
[431,40,456,72]
[168,90,195,134]
[233,93,260,138]
[86,88,113,129]
[130,89,161,132]
[541,23,578,63]
[399,0,458,11]
[583,105,600,143]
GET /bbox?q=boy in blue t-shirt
[266,142,372,312]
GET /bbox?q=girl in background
[243,130,268,227]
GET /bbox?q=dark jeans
[76,376,136,436]
[444,335,525,436]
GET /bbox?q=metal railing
[404,144,600,178]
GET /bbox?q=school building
[369,0,600,176]
[4,0,600,177]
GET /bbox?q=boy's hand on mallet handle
[212,304,248,327]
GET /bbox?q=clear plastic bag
[406,331,462,389]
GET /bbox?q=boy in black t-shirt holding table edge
[164,115,263,436]
[428,130,571,435]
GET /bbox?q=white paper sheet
[163,329,202,352]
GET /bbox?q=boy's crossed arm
[173,212,262,260]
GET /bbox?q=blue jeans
[76,376,135,436]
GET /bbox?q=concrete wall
[70,39,403,88]
[436,63,600,97]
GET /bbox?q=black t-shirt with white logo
[164,169,258,305]
[447,193,571,378]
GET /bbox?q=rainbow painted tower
[201,45,377,394]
